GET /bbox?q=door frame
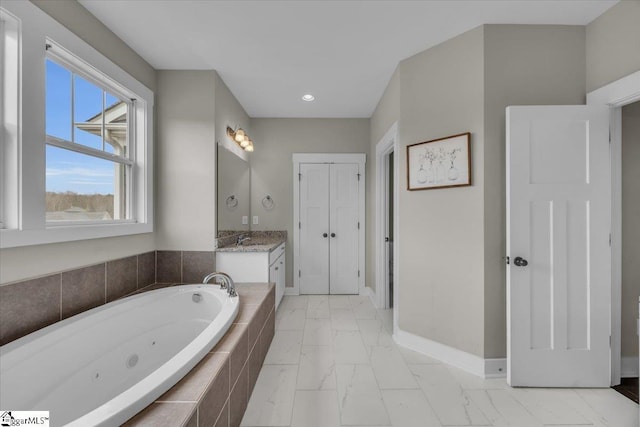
[292,153,367,296]
[587,70,640,385]
[375,123,400,310]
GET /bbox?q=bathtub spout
[203,272,237,297]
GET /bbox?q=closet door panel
[299,164,330,294]
[329,163,360,294]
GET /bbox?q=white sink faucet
[236,234,251,246]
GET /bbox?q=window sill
[0,222,153,248]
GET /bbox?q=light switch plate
[242,216,248,225]
[253,216,259,225]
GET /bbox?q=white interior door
[507,105,611,387]
[299,164,330,294]
[329,164,360,294]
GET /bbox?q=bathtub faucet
[202,272,237,297]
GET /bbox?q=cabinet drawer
[269,242,286,265]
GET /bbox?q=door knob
[323,233,328,238]
[330,233,336,238]
[514,257,528,267]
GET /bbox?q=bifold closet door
[299,164,330,294]
[329,163,360,294]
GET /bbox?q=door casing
[587,70,640,385]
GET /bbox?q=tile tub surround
[125,283,276,427]
[0,251,157,346]
[0,249,216,346]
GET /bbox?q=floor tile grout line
[255,295,638,427]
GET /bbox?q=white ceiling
[78,0,617,118]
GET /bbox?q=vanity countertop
[215,230,286,253]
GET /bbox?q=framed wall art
[406,132,471,190]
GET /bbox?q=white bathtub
[0,284,239,427]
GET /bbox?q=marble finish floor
[241,295,639,427]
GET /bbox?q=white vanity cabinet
[215,242,286,309]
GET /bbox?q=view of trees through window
[45,58,129,221]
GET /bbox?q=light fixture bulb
[302,94,315,102]
[240,138,250,148]
[245,142,254,152]
[234,129,245,142]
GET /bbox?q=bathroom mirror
[217,144,250,232]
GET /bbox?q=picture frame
[406,132,471,191]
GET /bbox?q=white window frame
[45,43,135,224]
[0,8,21,232]
[0,1,154,248]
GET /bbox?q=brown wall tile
[156,251,181,283]
[161,352,227,402]
[214,324,248,386]
[61,264,106,319]
[0,275,61,345]
[198,358,230,427]
[123,402,196,427]
[247,342,261,399]
[138,251,156,288]
[106,256,137,302]
[214,401,229,427]
[260,309,275,364]
[229,364,248,427]
[267,286,275,310]
[184,408,198,427]
[182,251,214,284]
[248,302,266,351]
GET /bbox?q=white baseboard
[364,286,377,307]
[394,328,506,379]
[484,358,508,378]
[621,356,639,378]
[284,287,299,296]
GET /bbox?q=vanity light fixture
[227,126,254,152]
[302,94,315,102]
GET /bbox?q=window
[0,1,153,248]
[45,53,133,223]
[0,9,20,230]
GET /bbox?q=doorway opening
[375,122,399,337]
[611,100,640,402]
[587,71,640,387]
[385,151,394,308]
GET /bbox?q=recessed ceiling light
[302,94,315,102]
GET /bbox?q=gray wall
[215,74,251,162]
[214,74,252,233]
[372,24,588,359]
[398,27,486,357]
[586,0,640,92]
[155,71,217,250]
[368,68,401,290]
[370,68,401,145]
[622,101,640,358]
[1,1,157,284]
[483,25,586,358]
[30,0,156,91]
[250,119,370,288]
